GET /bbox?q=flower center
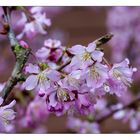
[90,66,99,79]
[82,52,91,61]
[57,88,70,102]
[37,72,48,82]
[113,69,122,80]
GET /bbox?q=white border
[0,0,140,6]
[0,134,140,140]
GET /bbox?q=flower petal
[68,45,85,55]
[23,75,38,90]
[35,47,50,60]
[2,100,16,110]
[0,97,3,106]
[86,42,96,52]
[45,70,60,81]
[25,63,40,74]
[91,50,104,62]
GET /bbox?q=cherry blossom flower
[68,42,104,69]
[17,7,51,39]
[108,59,137,96]
[0,97,16,132]
[23,63,60,96]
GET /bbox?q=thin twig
[96,96,140,123]
[0,7,31,100]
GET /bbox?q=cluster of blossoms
[22,38,136,116]
[0,6,138,133]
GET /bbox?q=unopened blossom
[0,97,16,132]
[68,42,104,69]
[23,63,60,96]
[17,8,51,39]
[19,40,29,49]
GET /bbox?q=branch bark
[0,7,31,100]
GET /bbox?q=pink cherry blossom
[23,63,60,96]
[19,40,29,49]
[68,42,104,69]
[0,97,16,132]
[17,8,51,39]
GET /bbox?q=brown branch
[96,96,140,123]
[0,7,31,100]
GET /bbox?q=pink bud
[19,40,29,49]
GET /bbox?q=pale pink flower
[0,97,16,132]
[68,42,104,69]
[17,10,51,39]
[23,63,60,96]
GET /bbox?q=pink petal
[2,100,16,110]
[23,75,38,90]
[91,50,104,62]
[0,97,3,106]
[68,45,85,55]
[86,42,96,52]
[35,47,50,59]
[45,70,60,81]
[25,63,40,74]
[49,92,57,107]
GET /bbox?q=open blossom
[22,63,60,96]
[107,59,137,96]
[109,58,137,86]
[68,42,104,69]
[17,7,51,39]
[0,97,16,132]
